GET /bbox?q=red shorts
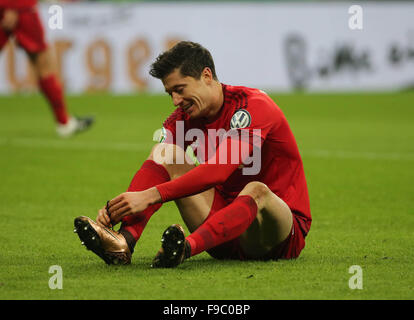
[0,8,47,53]
[206,188,310,261]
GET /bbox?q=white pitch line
[0,137,413,161]
[0,137,152,152]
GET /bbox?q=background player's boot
[74,216,131,265]
[57,116,94,138]
[151,224,190,268]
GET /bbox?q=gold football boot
[74,216,131,265]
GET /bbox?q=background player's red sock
[186,195,258,257]
[38,75,69,125]
[120,160,171,248]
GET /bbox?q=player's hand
[1,9,19,32]
[106,189,161,226]
[96,206,112,229]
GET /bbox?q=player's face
[162,68,214,119]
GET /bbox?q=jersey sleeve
[158,108,189,149]
[225,92,281,168]
[234,93,280,143]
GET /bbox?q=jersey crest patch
[230,109,251,129]
[153,127,167,143]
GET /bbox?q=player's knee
[149,143,189,166]
[30,50,53,78]
[239,181,271,208]
[242,181,270,196]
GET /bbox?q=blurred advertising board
[1,2,413,93]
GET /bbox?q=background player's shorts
[0,8,47,53]
[206,188,309,261]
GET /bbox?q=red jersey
[157,84,311,233]
[0,0,36,9]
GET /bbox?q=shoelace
[106,200,114,231]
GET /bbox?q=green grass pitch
[0,91,413,300]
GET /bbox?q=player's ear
[201,67,213,84]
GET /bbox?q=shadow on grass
[65,252,285,277]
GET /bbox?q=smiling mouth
[182,101,193,112]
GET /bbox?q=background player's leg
[29,48,55,79]
[27,49,94,136]
[238,181,293,258]
[29,49,70,126]
[0,21,10,51]
[14,9,69,126]
[17,8,93,136]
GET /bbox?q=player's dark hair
[149,41,218,81]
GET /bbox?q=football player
[0,0,93,137]
[74,41,311,267]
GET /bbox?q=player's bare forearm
[144,187,162,204]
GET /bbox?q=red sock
[186,195,258,257]
[121,160,171,242]
[38,75,69,125]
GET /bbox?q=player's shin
[119,160,171,250]
[38,74,69,125]
[186,195,258,256]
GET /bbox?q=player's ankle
[184,239,192,259]
[119,228,137,254]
